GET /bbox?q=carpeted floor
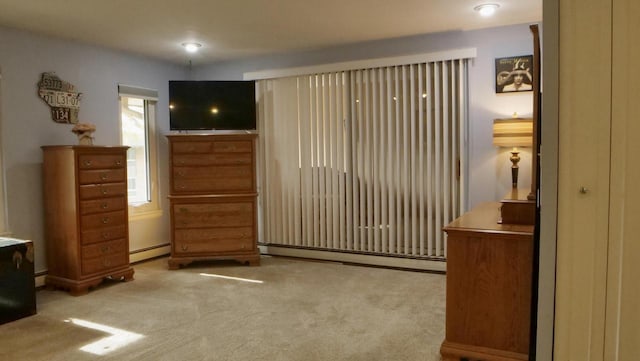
[0,255,445,361]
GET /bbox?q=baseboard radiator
[256,56,469,271]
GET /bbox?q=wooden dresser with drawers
[166,134,259,269]
[440,202,534,361]
[42,146,134,295]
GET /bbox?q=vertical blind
[257,58,468,259]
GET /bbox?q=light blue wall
[0,26,186,272]
[192,23,540,210]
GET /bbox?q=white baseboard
[35,245,171,288]
[258,245,446,272]
[35,274,46,288]
[129,245,170,264]
[35,245,440,288]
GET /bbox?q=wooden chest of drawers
[441,202,533,361]
[42,146,134,295]
[167,134,259,269]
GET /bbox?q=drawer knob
[177,171,185,177]
[83,160,92,166]
[116,160,122,166]
[101,203,108,209]
[101,245,110,252]
[100,173,108,180]
[102,232,110,239]
[181,244,189,251]
[102,217,110,224]
[101,189,108,195]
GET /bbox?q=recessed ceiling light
[474,3,499,17]
[182,42,202,53]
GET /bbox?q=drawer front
[81,210,126,230]
[212,140,253,153]
[171,141,213,154]
[173,202,254,229]
[82,238,127,259]
[173,227,255,254]
[78,154,126,169]
[173,178,254,194]
[172,152,252,167]
[78,168,126,185]
[82,252,128,275]
[80,197,126,215]
[81,238,128,275]
[171,140,252,154]
[81,225,127,245]
[172,165,254,193]
[79,183,127,199]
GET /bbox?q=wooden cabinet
[42,146,134,295]
[167,134,259,269]
[0,238,36,324]
[440,202,534,361]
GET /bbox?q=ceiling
[0,1,542,65]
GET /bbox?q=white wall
[192,23,539,209]
[0,26,186,273]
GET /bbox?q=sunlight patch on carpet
[65,318,144,355]
[199,272,264,284]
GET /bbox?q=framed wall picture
[495,55,533,93]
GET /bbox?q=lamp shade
[492,118,533,147]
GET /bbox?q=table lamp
[493,118,533,188]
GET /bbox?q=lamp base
[510,150,521,188]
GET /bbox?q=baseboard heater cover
[258,244,446,272]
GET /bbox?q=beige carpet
[0,255,445,361]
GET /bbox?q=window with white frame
[118,85,159,216]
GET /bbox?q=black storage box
[0,238,36,324]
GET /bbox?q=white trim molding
[129,244,170,264]
[259,245,446,272]
[244,48,477,80]
[0,67,9,235]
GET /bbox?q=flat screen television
[169,80,256,131]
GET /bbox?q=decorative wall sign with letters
[37,72,82,124]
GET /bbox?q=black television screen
[169,80,256,131]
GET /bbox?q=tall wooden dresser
[42,146,134,295]
[167,134,260,269]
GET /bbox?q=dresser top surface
[41,145,129,150]
[0,237,32,247]
[444,202,534,235]
[166,133,257,140]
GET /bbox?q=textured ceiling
[0,0,542,65]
